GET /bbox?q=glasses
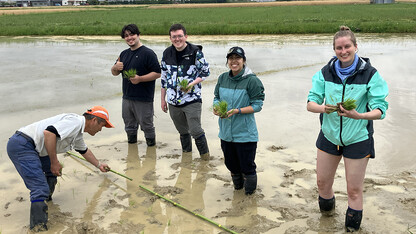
[171,34,184,40]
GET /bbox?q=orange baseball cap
[85,106,114,128]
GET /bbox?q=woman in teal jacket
[307,26,388,232]
[213,47,265,195]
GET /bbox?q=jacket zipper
[339,84,346,146]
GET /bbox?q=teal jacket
[214,67,265,142]
[308,57,389,146]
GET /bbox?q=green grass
[0,3,415,36]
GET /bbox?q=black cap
[226,46,246,60]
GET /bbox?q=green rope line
[66,151,133,181]
[139,185,239,234]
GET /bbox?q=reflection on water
[1,34,415,170]
[0,34,416,233]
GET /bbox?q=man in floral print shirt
[160,23,210,159]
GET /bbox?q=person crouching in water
[213,47,265,195]
[6,106,113,231]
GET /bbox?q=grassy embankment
[0,3,415,36]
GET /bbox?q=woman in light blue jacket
[307,26,388,232]
[213,47,265,195]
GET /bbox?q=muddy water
[0,35,415,233]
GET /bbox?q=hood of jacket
[227,66,255,81]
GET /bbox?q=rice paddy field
[0,1,415,36]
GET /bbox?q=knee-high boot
[30,200,48,231]
[231,173,244,190]
[46,176,57,201]
[345,207,362,232]
[180,134,192,152]
[244,174,257,195]
[195,135,209,159]
[318,196,335,216]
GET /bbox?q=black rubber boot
[46,176,57,201]
[146,137,156,147]
[345,207,362,232]
[244,174,257,195]
[231,173,244,190]
[127,134,137,144]
[30,201,48,231]
[319,196,335,216]
[195,135,209,158]
[180,134,192,152]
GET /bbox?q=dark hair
[83,113,106,124]
[333,25,357,49]
[121,24,141,38]
[169,24,187,36]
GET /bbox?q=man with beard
[111,24,161,146]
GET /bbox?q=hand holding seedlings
[179,79,193,93]
[325,98,357,114]
[51,161,63,176]
[123,68,137,80]
[213,100,230,118]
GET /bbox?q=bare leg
[316,149,342,199]
[344,157,369,210]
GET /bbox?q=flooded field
[0,34,415,233]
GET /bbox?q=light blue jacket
[214,67,265,142]
[308,57,389,146]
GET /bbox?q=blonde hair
[333,26,357,49]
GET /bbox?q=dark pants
[169,102,205,139]
[220,140,257,175]
[7,132,54,202]
[122,99,155,139]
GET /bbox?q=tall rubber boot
[345,207,362,232]
[244,174,257,195]
[146,137,156,147]
[46,176,57,201]
[30,200,48,231]
[195,135,209,160]
[231,173,244,190]
[180,134,192,152]
[127,134,137,144]
[319,196,335,216]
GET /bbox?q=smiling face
[334,36,357,68]
[123,30,140,49]
[227,54,244,76]
[170,29,188,51]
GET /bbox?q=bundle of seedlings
[326,98,357,113]
[213,100,229,118]
[123,68,137,80]
[179,79,193,92]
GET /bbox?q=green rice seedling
[213,100,229,118]
[326,97,357,114]
[59,162,64,175]
[340,98,357,110]
[123,68,137,80]
[179,79,192,92]
[129,200,136,207]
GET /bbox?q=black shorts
[316,130,375,159]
